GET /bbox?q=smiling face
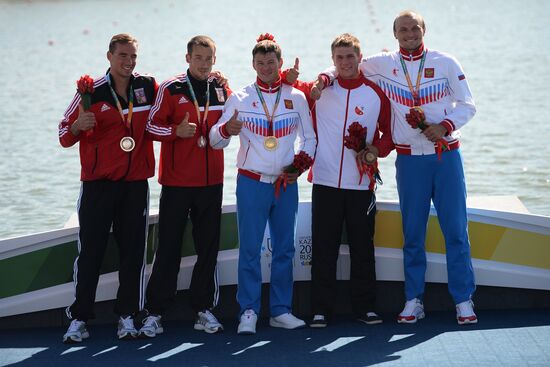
[393,14,425,52]
[332,46,362,79]
[186,45,216,80]
[253,51,282,85]
[107,42,137,80]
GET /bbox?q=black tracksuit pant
[145,184,222,315]
[310,184,377,318]
[67,179,149,321]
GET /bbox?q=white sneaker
[63,319,89,344]
[139,315,163,338]
[194,310,224,334]
[269,313,306,329]
[397,298,425,323]
[237,309,257,335]
[117,315,138,339]
[456,300,478,325]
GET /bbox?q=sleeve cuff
[220,123,230,139]
[440,119,455,135]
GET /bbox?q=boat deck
[1,309,549,367]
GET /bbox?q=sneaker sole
[397,312,425,324]
[62,331,89,344]
[194,324,223,334]
[269,320,306,329]
[237,328,256,335]
[358,319,383,325]
[457,318,478,325]
[118,332,138,340]
[309,323,328,328]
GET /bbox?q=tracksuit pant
[396,149,476,304]
[236,174,298,317]
[145,184,222,315]
[67,179,149,321]
[310,184,377,318]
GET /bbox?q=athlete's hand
[210,70,228,87]
[285,171,300,184]
[422,124,447,142]
[310,76,325,101]
[225,110,243,136]
[176,112,197,138]
[71,104,96,135]
[285,57,300,85]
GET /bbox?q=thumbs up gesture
[176,112,197,138]
[225,110,243,136]
[285,57,300,85]
[71,104,97,136]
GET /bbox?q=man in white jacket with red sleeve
[210,34,316,335]
[317,11,478,325]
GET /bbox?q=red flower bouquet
[257,33,276,43]
[405,106,449,160]
[77,75,94,110]
[344,122,381,187]
[274,151,313,197]
[77,75,95,137]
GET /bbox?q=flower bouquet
[405,106,449,160]
[343,121,381,186]
[77,75,95,136]
[274,151,313,197]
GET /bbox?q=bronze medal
[264,136,278,151]
[120,136,135,152]
[365,152,376,164]
[197,135,207,148]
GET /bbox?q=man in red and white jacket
[285,34,393,328]
[58,33,157,343]
[142,36,230,337]
[210,34,316,335]
[318,11,478,325]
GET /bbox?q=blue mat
[1,309,549,366]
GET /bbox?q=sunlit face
[332,46,362,79]
[253,52,283,85]
[107,42,137,80]
[186,45,216,81]
[394,15,425,52]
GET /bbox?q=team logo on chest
[392,68,399,76]
[100,103,110,112]
[284,99,294,110]
[424,68,435,78]
[354,105,365,115]
[134,88,147,103]
[178,95,188,104]
[252,101,259,108]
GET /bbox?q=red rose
[344,122,367,152]
[76,75,95,111]
[256,33,276,43]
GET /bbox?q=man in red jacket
[58,33,157,343]
[140,35,230,337]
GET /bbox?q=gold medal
[197,136,207,148]
[365,152,376,164]
[264,136,278,151]
[120,136,135,152]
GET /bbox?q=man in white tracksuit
[318,11,478,325]
[210,34,316,334]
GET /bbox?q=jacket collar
[399,43,425,61]
[256,76,282,93]
[337,71,365,90]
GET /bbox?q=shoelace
[120,316,135,329]
[68,320,84,332]
[402,300,420,314]
[202,311,218,324]
[143,316,159,327]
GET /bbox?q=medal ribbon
[399,50,427,106]
[254,83,282,136]
[106,73,134,129]
[186,77,210,137]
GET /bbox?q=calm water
[0,0,549,239]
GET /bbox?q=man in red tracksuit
[140,35,230,337]
[59,33,157,343]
